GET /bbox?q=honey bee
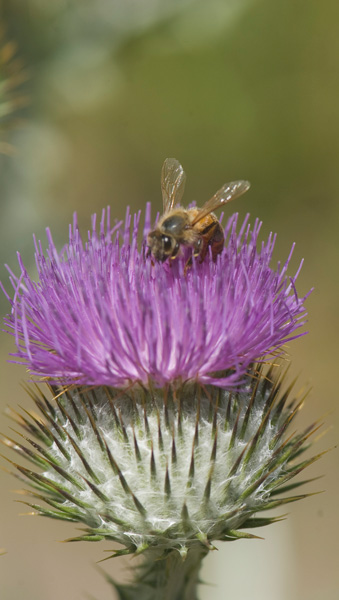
[147,158,250,265]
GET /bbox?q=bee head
[147,230,180,262]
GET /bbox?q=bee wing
[190,180,250,225]
[161,158,186,213]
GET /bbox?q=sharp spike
[239,470,273,502]
[229,406,241,451]
[82,477,109,503]
[255,492,323,512]
[240,515,287,528]
[240,367,262,439]
[271,377,299,425]
[270,398,312,450]
[193,418,199,449]
[117,408,129,443]
[178,546,188,561]
[224,392,233,431]
[16,501,79,522]
[64,533,105,543]
[164,403,170,431]
[171,431,177,465]
[103,441,119,476]
[268,449,328,493]
[164,463,171,498]
[23,489,82,517]
[1,434,48,468]
[150,443,156,481]
[9,406,54,445]
[181,501,190,529]
[133,429,142,463]
[65,432,100,484]
[41,425,71,461]
[261,363,276,397]
[98,511,126,527]
[36,389,58,421]
[188,448,195,483]
[210,427,218,462]
[143,406,150,438]
[55,398,82,440]
[242,405,275,468]
[203,466,214,502]
[84,390,99,422]
[97,547,133,561]
[270,476,323,497]
[222,529,263,541]
[26,402,65,442]
[104,388,120,428]
[16,466,90,508]
[177,388,183,437]
[157,411,164,452]
[211,391,220,437]
[63,388,84,424]
[131,493,147,517]
[76,394,106,451]
[227,442,249,478]
[42,457,85,490]
[196,532,215,550]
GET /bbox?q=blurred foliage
[0,1,338,600]
[0,0,338,239]
[0,25,28,152]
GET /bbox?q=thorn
[18,510,37,517]
[181,501,190,528]
[133,429,142,462]
[65,432,100,484]
[150,443,156,481]
[196,532,215,550]
[157,412,164,452]
[164,462,171,498]
[171,433,177,465]
[203,465,214,502]
[225,529,264,541]
[188,446,195,482]
[210,427,218,462]
[229,406,241,450]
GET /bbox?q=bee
[147,158,250,265]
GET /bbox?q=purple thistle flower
[2,204,310,389]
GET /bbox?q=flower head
[2,204,309,389]
[1,183,322,600]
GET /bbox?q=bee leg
[199,222,224,263]
[145,246,156,267]
[170,242,180,259]
[183,239,201,274]
[198,237,210,263]
[210,233,224,262]
[193,237,203,257]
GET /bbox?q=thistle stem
[115,546,208,600]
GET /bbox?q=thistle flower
[2,206,309,389]
[2,192,321,600]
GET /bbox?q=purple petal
[2,205,310,389]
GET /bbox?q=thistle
[1,175,322,599]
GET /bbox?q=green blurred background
[0,1,338,599]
